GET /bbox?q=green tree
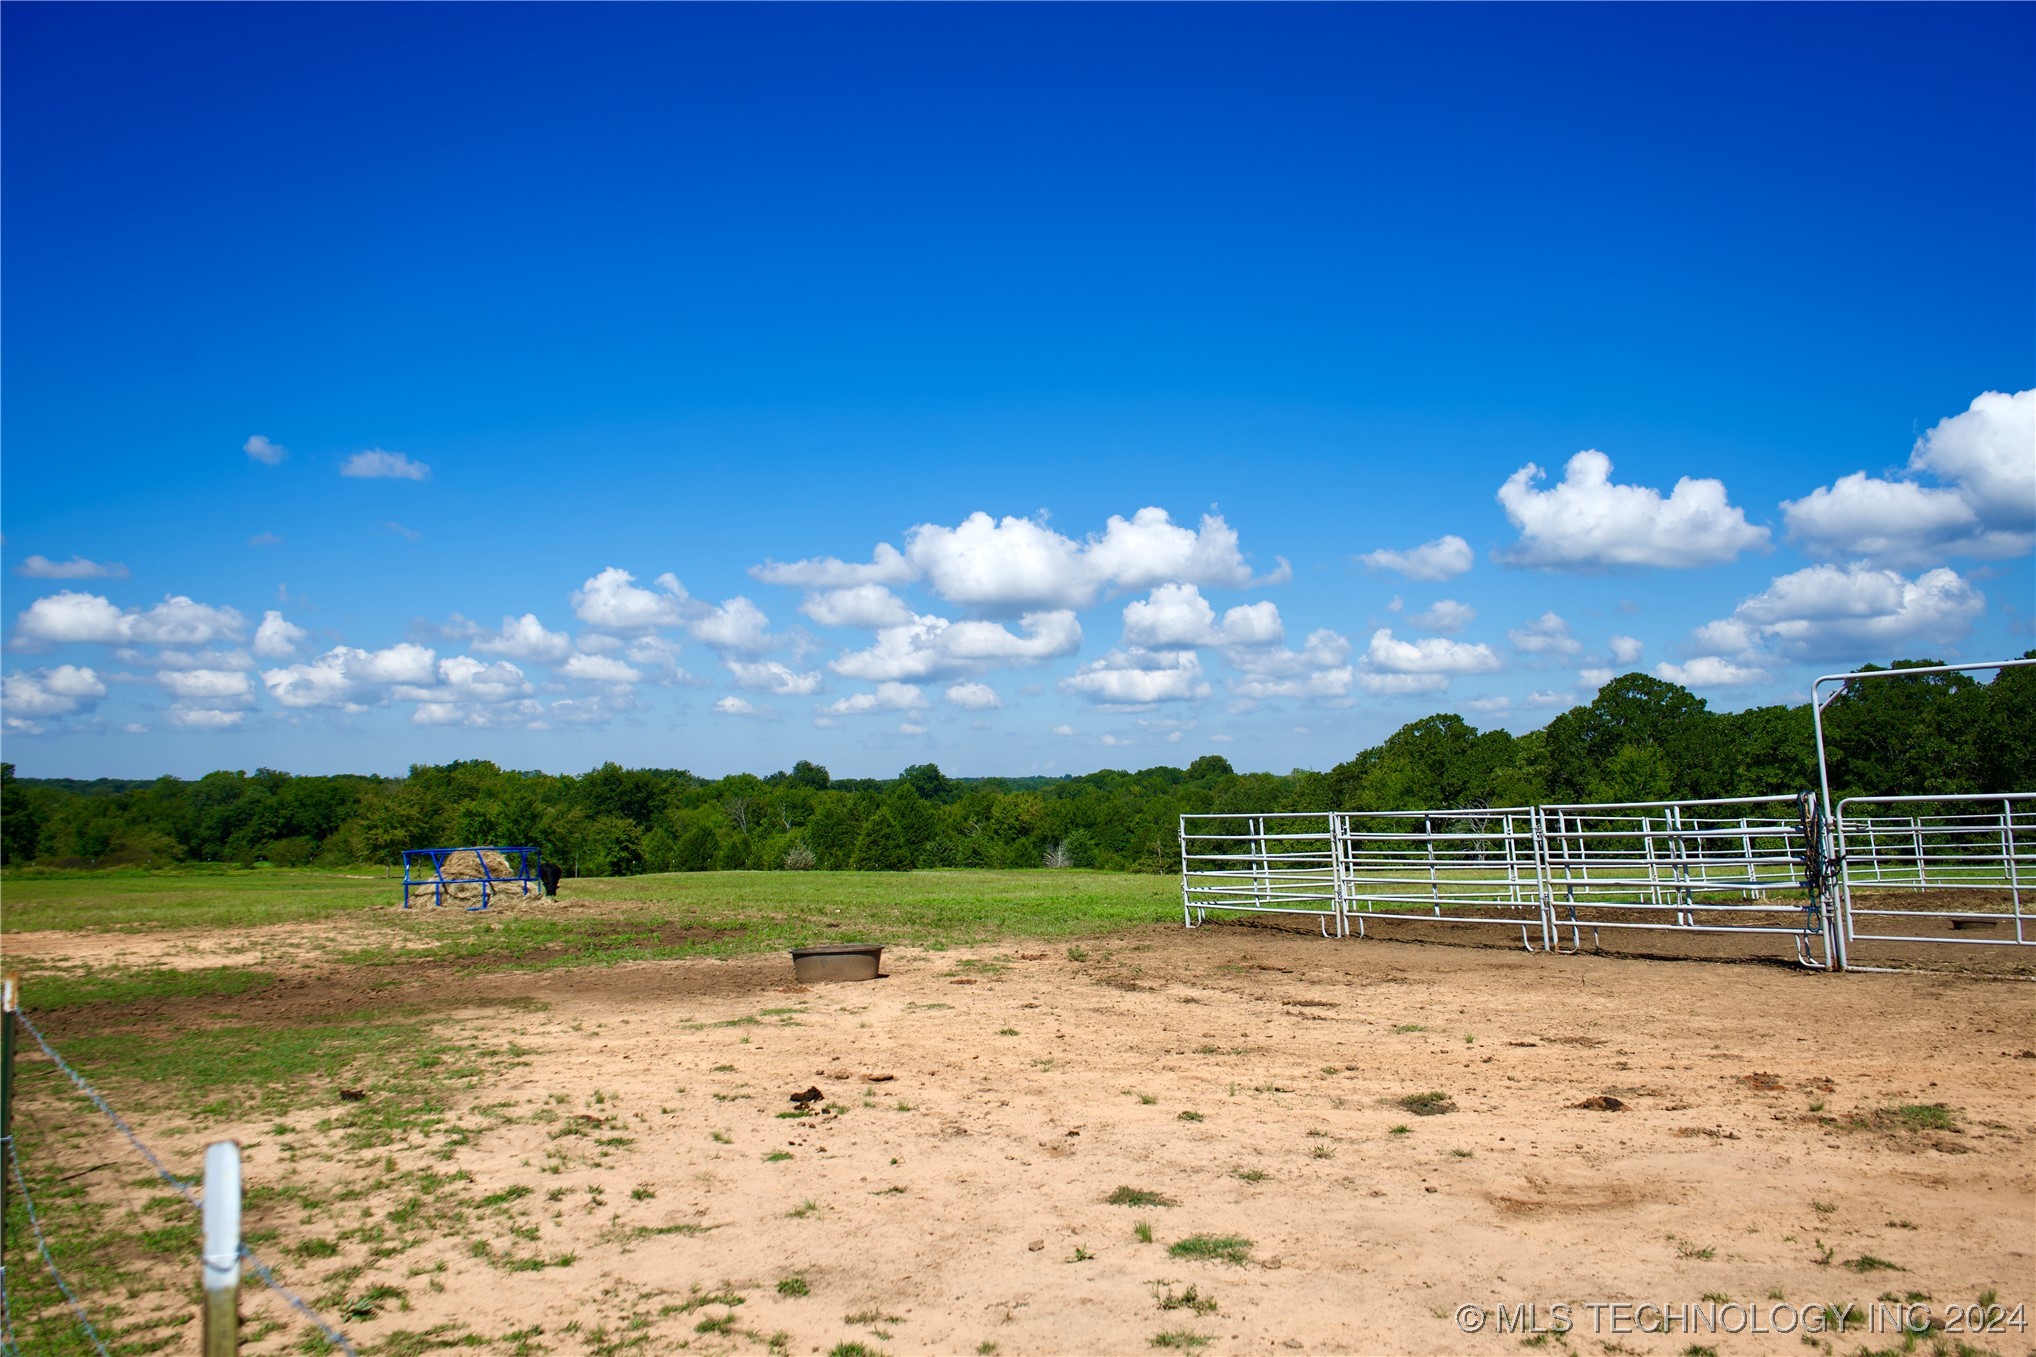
[1544,674,1717,801]
[900,763,955,803]
[850,811,912,871]
[1,763,43,865]
[788,759,832,790]
[1975,653,2036,793]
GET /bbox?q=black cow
[539,862,563,898]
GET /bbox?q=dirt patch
[10,919,2035,1356]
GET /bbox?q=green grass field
[2,865,1181,962]
[0,866,400,932]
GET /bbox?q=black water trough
[789,943,884,983]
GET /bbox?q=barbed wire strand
[12,1011,359,1354]
[239,1246,358,1356]
[6,1140,114,1357]
[13,1010,200,1209]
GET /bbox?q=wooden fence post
[202,1139,241,1357]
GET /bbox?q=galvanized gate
[1332,807,1546,950]
[1178,813,1339,933]
[1534,794,1834,968]
[1836,792,2033,956]
[1181,793,1841,967]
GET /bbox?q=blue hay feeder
[401,846,544,911]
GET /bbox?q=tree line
[4,658,2030,875]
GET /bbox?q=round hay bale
[407,878,534,909]
[438,848,516,881]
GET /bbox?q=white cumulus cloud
[562,654,643,684]
[831,610,1081,682]
[1715,563,1986,662]
[340,449,430,480]
[393,657,534,709]
[1224,629,1357,704]
[1121,584,1283,648]
[713,695,775,719]
[798,584,913,629]
[758,508,1278,614]
[1361,629,1505,676]
[1359,535,1473,581]
[253,610,309,660]
[1655,656,1768,688]
[261,643,438,710]
[2,665,107,719]
[1609,635,1645,665]
[726,659,824,696]
[571,568,694,633]
[1508,611,1581,656]
[468,613,572,663]
[750,543,915,589]
[623,636,693,684]
[690,597,775,654]
[1060,649,1210,708]
[944,681,1003,711]
[411,699,549,729]
[1783,389,2035,566]
[821,681,927,715]
[1354,672,1450,696]
[156,669,255,703]
[1408,599,1475,633]
[14,591,245,648]
[244,435,287,465]
[1497,450,1768,569]
[17,555,129,580]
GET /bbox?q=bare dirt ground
[11,915,2036,1356]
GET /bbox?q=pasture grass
[0,865,396,931]
[3,868,1180,971]
[12,964,278,1009]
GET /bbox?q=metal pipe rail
[1836,793,2033,951]
[1181,793,1839,966]
[1332,808,1547,951]
[1179,813,1339,934]
[1534,795,1832,967]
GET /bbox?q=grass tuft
[1168,1235,1253,1266]
[1106,1187,1178,1208]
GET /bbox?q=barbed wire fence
[1,983,358,1357]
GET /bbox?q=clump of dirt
[1573,1095,1625,1112]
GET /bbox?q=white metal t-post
[203,1139,242,1357]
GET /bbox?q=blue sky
[4,3,2032,779]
